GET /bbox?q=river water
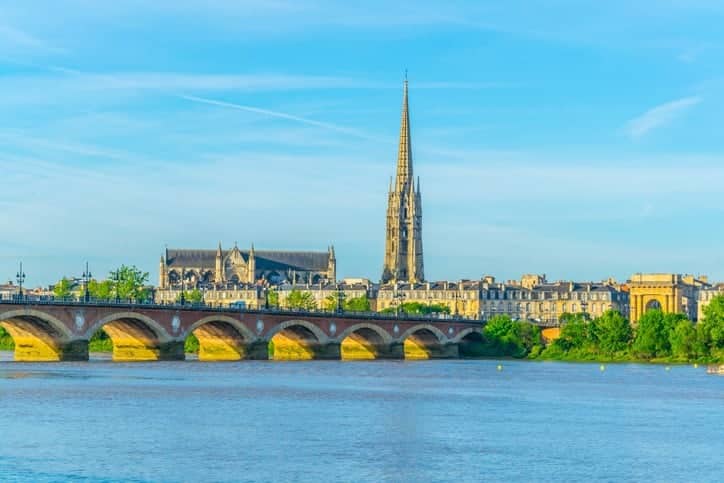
[1,353,723,482]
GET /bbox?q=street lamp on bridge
[82,262,92,302]
[336,283,344,313]
[179,268,186,305]
[393,284,405,318]
[16,262,25,299]
[113,268,121,303]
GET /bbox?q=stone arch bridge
[0,300,485,362]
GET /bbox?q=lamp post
[580,299,589,320]
[393,285,405,318]
[82,261,92,302]
[180,269,186,305]
[16,262,25,299]
[336,284,343,313]
[114,268,121,303]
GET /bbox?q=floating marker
[497,364,503,371]
[694,363,699,369]
[599,364,605,371]
[665,366,671,372]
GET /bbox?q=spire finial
[404,68,408,82]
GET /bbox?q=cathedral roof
[165,248,330,272]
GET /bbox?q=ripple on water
[0,359,723,482]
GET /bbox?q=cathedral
[382,79,424,284]
[158,243,336,289]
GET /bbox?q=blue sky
[2,0,724,286]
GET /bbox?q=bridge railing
[0,294,490,325]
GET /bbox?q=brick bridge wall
[0,301,484,362]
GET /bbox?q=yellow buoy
[599,364,605,371]
[694,363,699,369]
[496,364,503,371]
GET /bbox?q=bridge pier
[377,341,405,359]
[431,342,460,359]
[313,341,341,360]
[159,341,186,361]
[246,340,271,360]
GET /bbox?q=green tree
[669,319,697,361]
[698,295,724,361]
[632,310,683,359]
[380,301,451,315]
[53,277,74,298]
[482,315,541,358]
[323,292,346,311]
[113,265,150,301]
[484,314,514,340]
[176,289,204,304]
[286,289,317,310]
[88,329,113,352]
[0,326,14,350]
[267,290,279,308]
[554,313,589,351]
[87,279,114,299]
[344,295,371,312]
[596,310,632,355]
[185,333,200,353]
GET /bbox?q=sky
[2,0,724,287]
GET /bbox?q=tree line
[53,265,151,302]
[472,295,724,363]
[540,296,724,363]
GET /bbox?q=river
[1,353,723,482]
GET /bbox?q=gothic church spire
[382,76,425,284]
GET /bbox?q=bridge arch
[85,312,180,362]
[400,324,450,360]
[0,309,82,361]
[266,319,330,360]
[451,327,482,344]
[338,323,394,360]
[185,315,256,361]
[453,327,486,358]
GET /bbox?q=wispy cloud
[625,96,701,139]
[179,94,379,140]
[0,24,45,49]
[0,22,65,55]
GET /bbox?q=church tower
[382,78,424,284]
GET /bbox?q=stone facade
[155,284,264,308]
[158,243,336,290]
[275,281,372,310]
[185,275,626,322]
[697,284,724,321]
[628,273,709,323]
[376,276,629,323]
[382,79,424,284]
